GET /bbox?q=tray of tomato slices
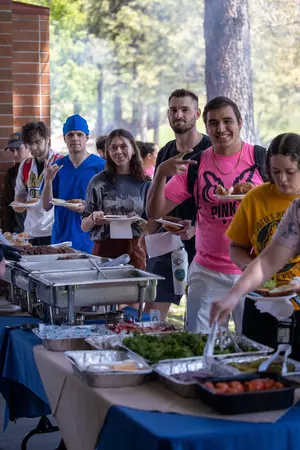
[197,373,296,414]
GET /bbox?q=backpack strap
[253,145,267,181]
[187,152,202,225]
[22,158,33,185]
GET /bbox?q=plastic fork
[258,343,292,375]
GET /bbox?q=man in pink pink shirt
[147,96,266,333]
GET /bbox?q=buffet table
[34,345,300,450]
[1,314,300,450]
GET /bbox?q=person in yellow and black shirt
[226,133,300,349]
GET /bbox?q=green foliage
[18,0,300,147]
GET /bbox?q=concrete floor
[0,394,62,450]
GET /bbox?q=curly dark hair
[203,96,242,125]
[266,133,300,182]
[21,121,49,145]
[105,129,146,183]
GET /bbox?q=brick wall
[0,0,50,228]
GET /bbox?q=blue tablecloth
[97,402,300,450]
[0,316,50,427]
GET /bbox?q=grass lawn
[167,295,235,332]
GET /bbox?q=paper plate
[155,218,184,228]
[10,200,39,208]
[104,215,143,222]
[213,194,245,201]
[51,199,83,208]
[247,293,295,302]
[0,304,21,314]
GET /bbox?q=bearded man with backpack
[141,89,211,320]
[13,121,62,246]
[146,96,266,333]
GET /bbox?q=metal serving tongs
[222,323,243,353]
[89,254,131,278]
[258,343,292,376]
[204,319,219,358]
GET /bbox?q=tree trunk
[204,0,255,143]
[73,99,80,115]
[96,64,103,136]
[113,95,122,129]
[132,102,139,138]
[153,103,160,145]
[140,103,148,142]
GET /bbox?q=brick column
[0,0,50,227]
[0,0,14,198]
[12,2,50,129]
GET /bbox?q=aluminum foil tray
[218,354,300,383]
[33,325,114,352]
[65,350,152,387]
[154,357,237,398]
[120,333,273,365]
[85,334,123,350]
[215,335,273,358]
[105,321,181,335]
[135,321,181,333]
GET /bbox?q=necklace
[211,145,244,176]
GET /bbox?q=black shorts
[146,254,182,305]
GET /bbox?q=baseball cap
[63,114,90,136]
[5,132,23,151]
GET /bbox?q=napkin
[255,298,294,320]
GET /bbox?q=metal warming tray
[65,350,152,387]
[13,257,111,292]
[33,324,114,352]
[30,267,164,308]
[154,357,237,398]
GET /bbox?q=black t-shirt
[36,159,45,177]
[155,134,211,262]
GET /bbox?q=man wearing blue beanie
[41,114,105,252]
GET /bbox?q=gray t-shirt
[83,172,151,241]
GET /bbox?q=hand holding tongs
[258,344,292,375]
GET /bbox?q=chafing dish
[154,357,236,398]
[3,260,14,283]
[30,267,164,323]
[65,350,152,387]
[13,256,111,292]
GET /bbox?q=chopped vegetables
[203,378,285,394]
[123,332,256,364]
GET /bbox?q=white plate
[10,200,39,208]
[214,194,245,201]
[0,304,21,314]
[155,218,184,228]
[51,199,83,208]
[247,293,295,302]
[104,215,144,222]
